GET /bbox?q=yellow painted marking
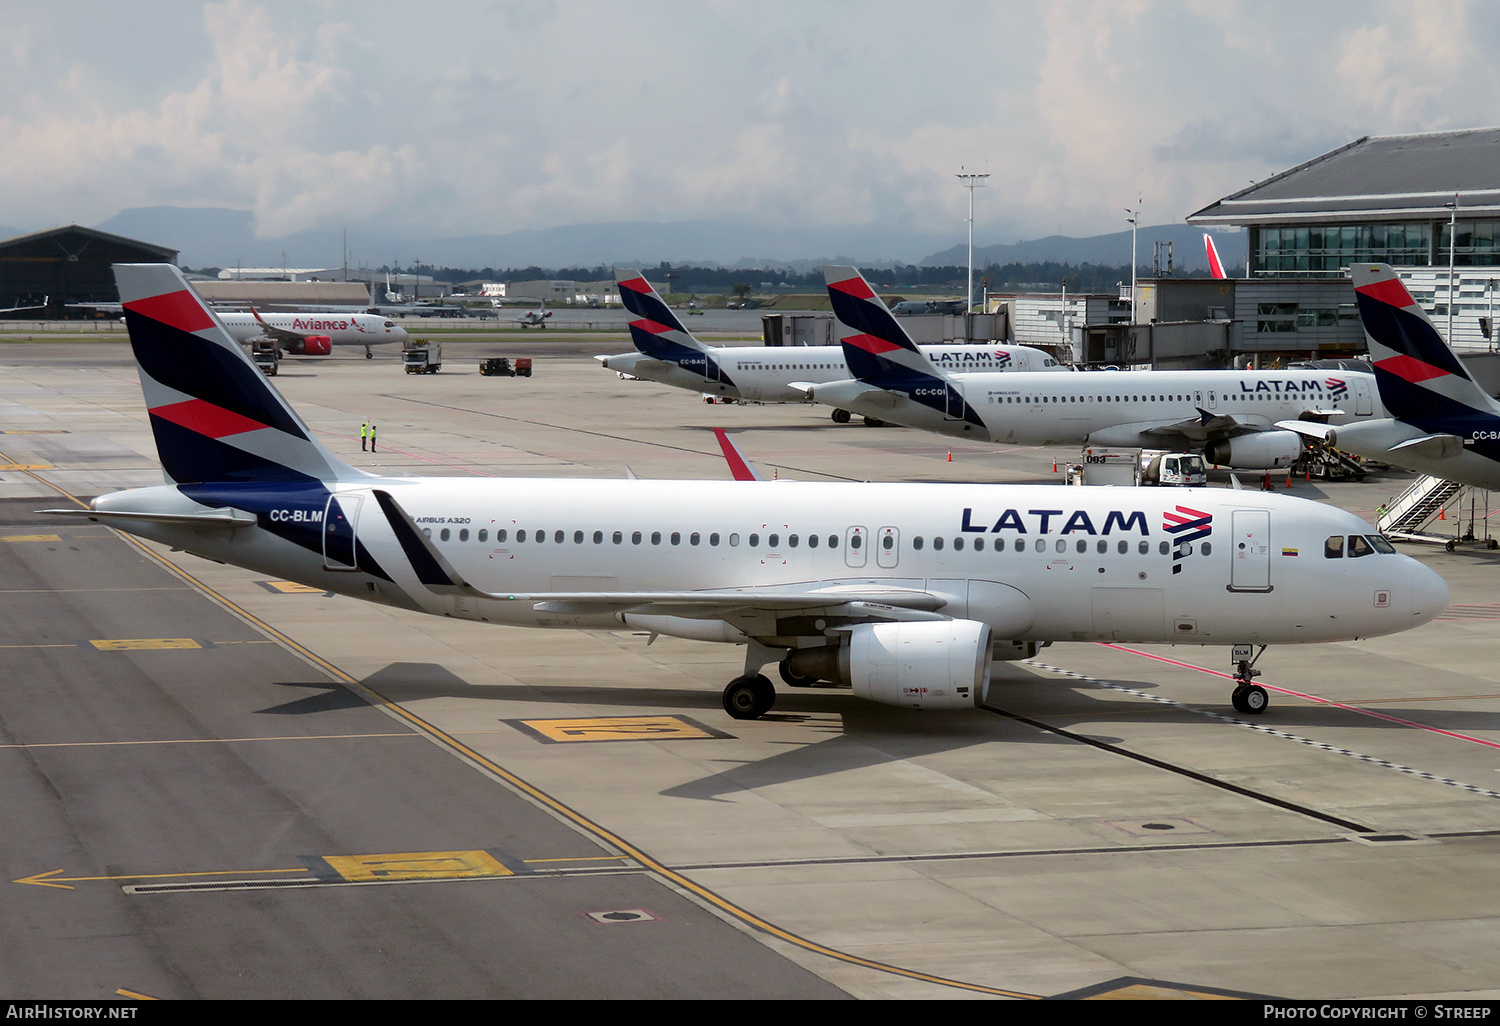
[323,850,512,883]
[263,580,326,594]
[115,989,158,1000]
[0,463,53,470]
[14,867,311,889]
[1,534,60,542]
[519,715,724,742]
[90,638,201,651]
[1,731,417,750]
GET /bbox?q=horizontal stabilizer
[40,506,257,527]
[1390,433,1464,459]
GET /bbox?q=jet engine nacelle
[1204,430,1303,469]
[298,335,333,356]
[845,619,993,710]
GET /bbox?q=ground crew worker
[361,420,369,451]
[370,423,377,453]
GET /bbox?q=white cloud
[1,0,1499,257]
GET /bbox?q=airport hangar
[0,225,176,318]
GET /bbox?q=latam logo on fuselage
[1237,377,1347,395]
[931,350,1013,367]
[960,507,1149,535]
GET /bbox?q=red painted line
[1097,643,1500,750]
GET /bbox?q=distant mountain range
[1,206,1245,273]
[921,224,1245,272]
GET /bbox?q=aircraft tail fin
[1351,262,1500,425]
[823,265,937,384]
[114,263,362,486]
[615,268,706,356]
[1204,234,1226,279]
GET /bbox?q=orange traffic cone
[1052,458,1058,473]
[1439,507,1446,519]
[947,450,952,462]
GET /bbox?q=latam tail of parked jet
[46,264,1445,723]
[602,269,1065,417]
[1283,264,1500,489]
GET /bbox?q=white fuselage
[95,477,1445,648]
[810,368,1383,447]
[601,343,1067,403]
[219,311,407,347]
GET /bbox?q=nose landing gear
[1229,643,1268,715]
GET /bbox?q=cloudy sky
[3,0,1499,259]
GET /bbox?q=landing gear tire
[1231,684,1268,715]
[778,661,818,688]
[365,349,373,360]
[862,416,885,427]
[831,408,851,425]
[723,674,776,719]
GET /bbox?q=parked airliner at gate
[48,264,1447,720]
[799,266,1387,469]
[598,269,1065,423]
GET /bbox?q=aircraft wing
[250,315,308,345]
[1136,408,1263,445]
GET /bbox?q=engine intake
[1204,430,1302,470]
[788,619,993,710]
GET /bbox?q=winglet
[713,428,763,481]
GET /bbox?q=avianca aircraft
[49,264,1447,720]
[598,269,1066,424]
[1282,263,1500,489]
[800,266,1386,469]
[218,308,408,359]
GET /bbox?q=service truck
[402,340,442,374]
[1074,447,1206,487]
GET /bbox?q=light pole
[1447,194,1459,342]
[957,170,990,312]
[1124,204,1139,325]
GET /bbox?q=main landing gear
[722,674,775,719]
[721,641,799,720]
[1230,643,1268,715]
[830,408,851,424]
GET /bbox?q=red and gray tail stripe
[824,265,984,427]
[1351,263,1500,425]
[114,263,357,485]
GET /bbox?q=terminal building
[1182,127,1500,362]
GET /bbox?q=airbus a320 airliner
[802,266,1387,469]
[598,269,1066,424]
[49,264,1447,720]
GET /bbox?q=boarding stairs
[1378,475,1495,548]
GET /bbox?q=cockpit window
[1324,535,1344,558]
[1348,535,1374,558]
[1368,535,1396,554]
